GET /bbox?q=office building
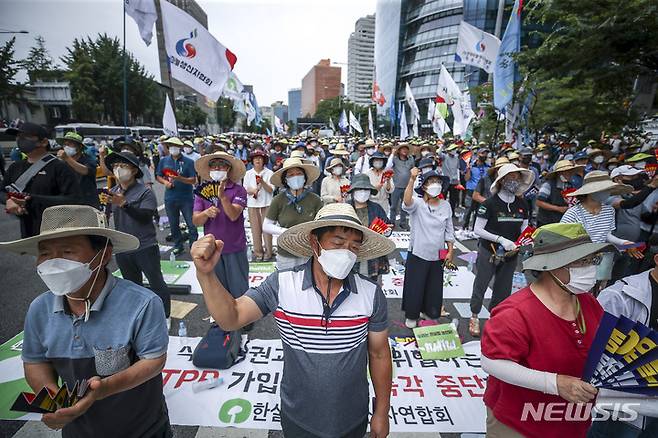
[301,59,341,117]
[347,14,376,105]
[272,101,288,123]
[288,88,301,125]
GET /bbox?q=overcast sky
[1,0,376,106]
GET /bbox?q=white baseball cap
[610,164,643,179]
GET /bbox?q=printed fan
[369,217,392,237]
[194,182,220,205]
[645,163,657,179]
[582,312,658,395]
[162,168,179,178]
[340,185,351,195]
[561,188,578,207]
[380,169,394,183]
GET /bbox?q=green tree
[176,103,207,128]
[0,37,24,114]
[215,97,236,131]
[62,33,164,126]
[314,96,369,131]
[518,0,658,137]
[20,35,57,82]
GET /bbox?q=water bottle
[467,260,474,272]
[247,245,252,262]
[169,251,176,268]
[451,318,459,330]
[192,377,224,393]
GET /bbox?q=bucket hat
[565,170,632,197]
[194,152,246,183]
[270,157,321,188]
[105,151,144,178]
[348,173,377,196]
[490,163,535,195]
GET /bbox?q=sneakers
[419,312,430,320]
[405,318,418,329]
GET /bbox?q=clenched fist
[191,234,224,274]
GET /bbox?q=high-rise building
[155,0,219,133]
[272,101,288,123]
[288,88,301,125]
[347,14,376,105]
[301,59,341,117]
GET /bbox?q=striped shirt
[560,203,616,243]
[245,259,387,437]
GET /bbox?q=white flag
[161,0,237,101]
[222,71,244,101]
[432,117,450,138]
[437,65,465,136]
[368,107,374,138]
[405,82,420,121]
[399,103,408,140]
[244,93,256,126]
[349,111,363,134]
[455,21,501,74]
[412,118,419,137]
[233,97,246,115]
[427,99,435,122]
[329,117,335,132]
[162,94,178,137]
[460,91,476,135]
[274,115,284,134]
[125,0,157,46]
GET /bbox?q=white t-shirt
[244,168,274,208]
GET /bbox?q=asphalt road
[0,180,483,438]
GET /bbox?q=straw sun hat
[565,170,633,197]
[490,163,535,195]
[194,151,246,183]
[0,205,138,256]
[545,160,585,179]
[278,203,396,262]
[270,157,321,188]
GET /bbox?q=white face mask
[184,146,193,154]
[372,160,384,169]
[425,183,442,198]
[64,146,78,157]
[169,146,180,156]
[332,167,343,176]
[287,175,305,190]
[37,249,104,296]
[353,190,371,203]
[113,167,133,182]
[565,265,597,294]
[421,150,430,157]
[593,155,604,164]
[316,243,358,279]
[237,144,244,150]
[210,170,227,182]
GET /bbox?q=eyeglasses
[568,254,603,268]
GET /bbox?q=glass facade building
[375,0,514,128]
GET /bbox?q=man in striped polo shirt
[191,203,396,438]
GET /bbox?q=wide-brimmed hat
[626,152,653,163]
[395,143,410,153]
[330,143,350,156]
[445,144,459,152]
[163,137,185,147]
[488,157,510,175]
[415,170,449,196]
[365,139,376,148]
[523,223,613,271]
[56,131,84,147]
[194,152,246,183]
[0,205,138,256]
[610,165,643,179]
[249,149,269,162]
[546,160,584,178]
[348,173,377,195]
[490,163,535,195]
[277,203,395,262]
[565,170,632,197]
[325,157,346,171]
[370,151,387,165]
[270,157,321,188]
[105,151,144,178]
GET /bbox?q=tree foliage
[215,97,235,131]
[0,37,24,110]
[20,35,58,82]
[314,96,370,128]
[177,102,207,128]
[518,0,658,138]
[62,33,164,126]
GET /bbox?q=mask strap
[548,270,587,334]
[67,237,109,322]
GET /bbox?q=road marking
[194,427,269,438]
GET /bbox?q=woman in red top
[482,223,613,438]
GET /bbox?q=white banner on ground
[381,267,492,300]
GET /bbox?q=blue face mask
[287,175,305,190]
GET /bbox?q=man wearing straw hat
[536,160,585,227]
[0,205,170,436]
[191,203,395,438]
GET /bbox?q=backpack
[192,324,245,369]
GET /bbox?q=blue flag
[338,109,348,133]
[249,92,262,126]
[493,0,522,111]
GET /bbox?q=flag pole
[122,0,128,136]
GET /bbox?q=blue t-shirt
[467,162,489,191]
[156,154,196,201]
